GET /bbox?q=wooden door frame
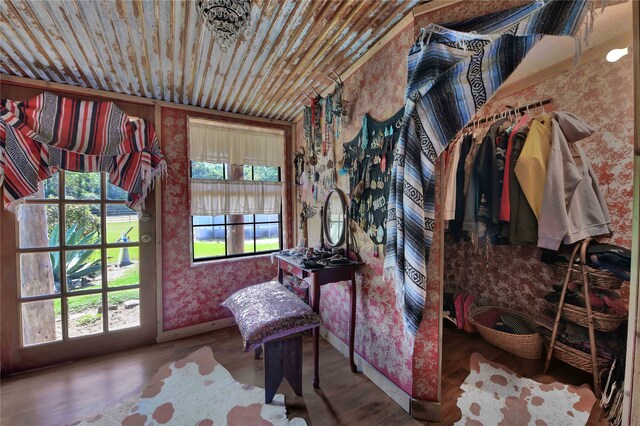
[622,2,640,423]
[0,182,158,374]
[0,83,159,374]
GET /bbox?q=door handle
[141,233,153,243]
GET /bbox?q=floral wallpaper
[160,107,292,331]
[294,23,419,396]
[443,53,635,315]
[292,0,635,405]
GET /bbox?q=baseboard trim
[410,398,441,422]
[319,327,413,413]
[156,316,236,343]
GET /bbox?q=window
[188,118,285,262]
[190,163,282,261]
[16,171,142,346]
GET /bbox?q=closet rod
[464,98,553,128]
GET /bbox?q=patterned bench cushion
[222,281,321,351]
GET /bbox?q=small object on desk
[330,257,351,265]
[303,260,325,269]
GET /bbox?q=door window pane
[108,260,139,288]
[108,289,140,331]
[193,226,225,259]
[106,181,128,201]
[66,249,102,292]
[64,171,101,200]
[20,252,60,297]
[21,300,62,346]
[106,205,138,243]
[18,204,60,249]
[67,294,104,338]
[27,175,60,199]
[65,204,101,245]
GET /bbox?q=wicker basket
[552,263,623,290]
[543,338,612,373]
[545,301,626,332]
[468,305,543,360]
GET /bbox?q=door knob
[141,234,153,243]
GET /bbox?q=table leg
[311,274,320,388]
[349,268,357,373]
[278,264,284,284]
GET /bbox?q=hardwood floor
[0,324,610,425]
[0,327,422,426]
[440,323,609,425]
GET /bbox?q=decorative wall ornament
[342,108,404,247]
[196,0,251,49]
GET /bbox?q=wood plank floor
[1,324,610,425]
[440,323,609,425]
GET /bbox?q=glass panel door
[1,170,156,372]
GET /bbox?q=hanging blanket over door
[0,92,166,211]
[384,0,592,336]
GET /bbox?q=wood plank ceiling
[0,0,422,121]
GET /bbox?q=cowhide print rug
[456,353,596,426]
[72,346,307,426]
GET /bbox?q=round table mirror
[323,189,347,247]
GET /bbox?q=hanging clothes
[509,125,538,244]
[499,115,530,222]
[450,133,473,241]
[384,0,591,335]
[514,113,552,219]
[538,112,611,250]
[443,136,462,221]
[0,92,166,211]
[474,119,505,228]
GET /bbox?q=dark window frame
[190,163,283,262]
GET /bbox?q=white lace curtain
[189,118,284,167]
[188,118,284,216]
[191,179,282,216]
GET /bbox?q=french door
[1,171,157,374]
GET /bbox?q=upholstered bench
[222,281,321,403]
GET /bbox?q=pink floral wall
[292,0,634,404]
[293,23,420,396]
[443,54,635,314]
[160,107,293,331]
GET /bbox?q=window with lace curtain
[188,118,284,261]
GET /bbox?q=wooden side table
[275,253,361,388]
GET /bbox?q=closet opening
[439,2,635,424]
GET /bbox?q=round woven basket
[552,263,623,290]
[545,301,626,332]
[468,305,543,360]
[543,338,612,373]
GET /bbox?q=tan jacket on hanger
[514,113,552,219]
[537,112,612,250]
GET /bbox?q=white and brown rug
[456,353,596,426]
[73,347,306,426]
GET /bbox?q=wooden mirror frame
[322,188,348,247]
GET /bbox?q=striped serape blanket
[0,91,166,211]
[384,0,593,336]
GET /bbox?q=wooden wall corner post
[622,1,640,423]
[154,102,164,341]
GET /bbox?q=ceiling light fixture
[196,0,251,49]
[605,47,629,63]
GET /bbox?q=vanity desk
[275,253,361,387]
[279,188,361,388]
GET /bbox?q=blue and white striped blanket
[384,0,592,336]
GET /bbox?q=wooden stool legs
[263,334,303,404]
